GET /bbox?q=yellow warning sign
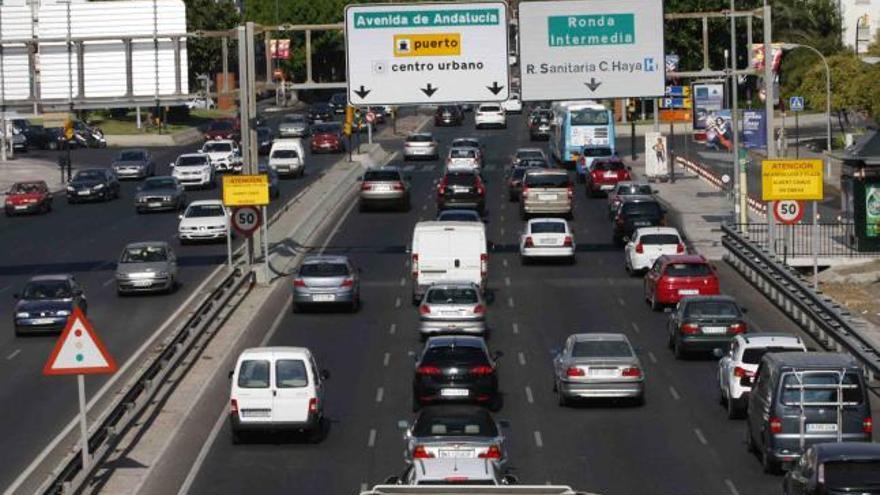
[393,33,461,57]
[761,159,824,201]
[222,174,269,206]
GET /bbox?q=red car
[4,181,52,216]
[585,158,631,197]
[310,123,345,154]
[204,119,240,141]
[643,254,720,310]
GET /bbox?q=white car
[624,227,683,274]
[403,133,438,161]
[501,93,523,113]
[177,200,229,244]
[200,140,242,173]
[445,146,481,172]
[390,458,516,486]
[229,346,328,444]
[717,333,806,418]
[170,153,214,189]
[268,139,306,177]
[475,103,506,129]
[519,218,575,263]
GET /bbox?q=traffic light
[63,119,75,140]
[343,105,354,136]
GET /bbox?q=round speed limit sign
[773,200,805,225]
[366,111,376,124]
[231,205,261,237]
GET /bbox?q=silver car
[418,283,486,338]
[292,255,360,312]
[112,149,155,179]
[115,241,178,295]
[403,133,438,161]
[520,168,573,220]
[134,176,187,213]
[388,458,517,486]
[359,167,411,211]
[553,333,645,406]
[402,405,508,466]
[278,113,309,138]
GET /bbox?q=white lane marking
[694,428,708,446]
[500,203,506,211]
[617,297,625,307]
[500,215,505,222]
[102,277,115,287]
[525,386,534,404]
[389,323,397,335]
[176,403,228,495]
[368,428,377,447]
[518,352,526,366]
[507,297,514,308]
[395,297,401,308]
[320,198,359,254]
[383,352,390,367]
[533,430,543,448]
[360,483,368,493]
[669,386,681,400]
[512,323,519,334]
[421,204,427,211]
[647,351,658,364]
[6,349,21,360]
[500,227,505,236]
[631,322,640,333]
[399,277,406,287]
[375,387,384,403]
[724,479,740,495]
[502,259,508,268]
[504,276,511,287]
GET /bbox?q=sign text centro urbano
[518,0,665,101]
[222,174,270,206]
[344,2,510,105]
[761,159,824,201]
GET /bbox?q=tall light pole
[763,0,776,252]
[780,43,832,171]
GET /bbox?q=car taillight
[733,366,754,378]
[393,181,405,191]
[340,278,354,288]
[635,243,644,254]
[470,365,494,375]
[567,185,573,199]
[437,179,447,196]
[478,445,502,459]
[680,323,700,334]
[419,304,430,315]
[476,178,485,196]
[473,304,485,314]
[769,417,783,434]
[524,236,534,248]
[413,445,435,459]
[676,243,685,253]
[817,463,825,484]
[293,278,306,287]
[412,254,419,280]
[863,417,873,434]
[566,366,585,377]
[729,322,747,334]
[621,367,642,377]
[615,216,624,226]
[230,399,239,415]
[417,365,441,375]
[563,236,573,247]
[361,182,372,191]
[521,186,530,198]
[480,253,488,277]
[308,397,318,413]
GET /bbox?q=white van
[229,346,328,443]
[268,138,306,178]
[410,221,488,304]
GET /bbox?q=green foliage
[185,0,240,85]
[794,54,880,115]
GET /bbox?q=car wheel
[727,394,744,419]
[508,192,517,202]
[650,294,661,312]
[746,424,757,454]
[349,297,359,313]
[488,394,502,412]
[231,428,244,445]
[557,389,569,407]
[762,446,780,474]
[673,340,685,360]
[520,256,529,266]
[136,207,144,215]
[631,393,645,407]
[306,418,325,444]
[519,208,527,221]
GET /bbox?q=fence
[728,223,866,258]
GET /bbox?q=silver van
[745,352,873,473]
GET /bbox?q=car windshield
[516,151,544,160]
[423,345,488,366]
[684,301,740,318]
[531,222,566,234]
[284,115,306,123]
[525,173,569,188]
[582,147,613,157]
[781,372,863,405]
[407,134,433,143]
[185,204,225,218]
[622,201,662,217]
[438,106,458,113]
[203,142,232,153]
[519,159,548,168]
[741,346,803,365]
[271,149,299,159]
[571,340,633,358]
[824,460,880,488]
[664,263,712,277]
[618,184,653,196]
[438,211,479,221]
[118,151,146,161]
[22,280,72,299]
[450,148,477,158]
[120,246,168,263]
[177,156,207,167]
[237,360,269,388]
[454,140,479,148]
[312,124,339,134]
[570,108,609,125]
[209,121,233,131]
[425,287,479,304]
[480,105,501,112]
[446,173,477,186]
[364,170,400,181]
[142,178,176,190]
[413,410,498,437]
[640,234,679,245]
[10,183,43,194]
[300,263,349,277]
[276,360,308,388]
[74,170,104,181]
[593,160,626,172]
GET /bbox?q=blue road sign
[789,96,805,112]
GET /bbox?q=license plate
[538,194,556,201]
[806,423,838,433]
[589,368,617,377]
[441,311,460,316]
[538,238,557,245]
[678,289,699,295]
[32,318,57,325]
[604,172,617,178]
[241,409,271,418]
[440,388,469,397]
[148,202,161,208]
[313,294,336,302]
[438,449,476,458]
[14,205,27,210]
[634,221,651,226]
[132,280,154,287]
[413,149,427,154]
[373,185,391,192]
[78,191,90,196]
[702,326,727,334]
[452,186,469,193]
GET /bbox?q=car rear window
[426,287,479,304]
[407,134,433,142]
[531,222,566,234]
[237,360,269,388]
[824,460,880,488]
[618,184,653,195]
[450,148,477,158]
[741,346,804,365]
[423,345,488,366]
[454,140,479,148]
[284,115,306,123]
[582,147,613,157]
[419,480,496,486]
[593,160,626,171]
[271,149,299,159]
[519,159,548,168]
[664,263,712,277]
[203,142,233,153]
[10,183,43,194]
[437,211,479,222]
[516,151,544,161]
[364,170,400,181]
[683,301,740,318]
[781,372,864,405]
[413,410,498,437]
[300,263,349,277]
[312,124,339,133]
[446,173,477,186]
[480,105,501,112]
[572,340,633,358]
[525,173,570,188]
[276,359,308,388]
[622,201,662,216]
[640,234,680,245]
[118,151,146,161]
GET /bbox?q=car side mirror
[498,419,511,428]
[653,189,659,194]
[807,346,818,352]
[12,293,19,299]
[228,370,234,380]
[169,162,175,168]
[741,307,749,314]
[493,350,504,360]
[712,348,725,359]
[178,214,184,220]
[320,369,330,380]
[357,175,363,181]
[627,166,633,171]
[622,236,630,243]
[502,475,519,485]
[384,476,401,485]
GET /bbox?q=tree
[185,0,240,87]
[795,53,880,118]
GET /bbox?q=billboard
[742,109,767,150]
[691,82,724,132]
[704,110,732,151]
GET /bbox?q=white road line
[368,428,377,447]
[512,323,519,334]
[500,215,505,222]
[399,277,406,287]
[694,428,708,445]
[6,349,21,360]
[631,322,640,333]
[394,297,401,308]
[389,323,397,335]
[669,386,681,400]
[525,386,534,404]
[176,403,228,495]
[360,483,368,493]
[500,227,505,236]
[518,352,526,366]
[375,387,384,403]
[533,430,544,448]
[102,278,115,287]
[319,198,359,254]
[647,351,658,364]
[421,204,427,211]
[724,479,740,495]
[504,276,511,287]
[383,352,390,367]
[500,203,506,211]
[617,297,625,307]
[502,259,508,268]
[507,297,515,308]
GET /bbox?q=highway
[175,112,828,495]
[0,111,357,489]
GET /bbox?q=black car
[412,336,501,411]
[13,275,87,336]
[612,196,665,245]
[67,168,121,203]
[783,442,880,494]
[528,110,553,140]
[256,126,274,155]
[434,105,464,126]
[667,295,747,359]
[135,176,187,213]
[308,102,335,123]
[436,170,486,214]
[329,92,348,114]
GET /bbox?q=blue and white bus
[549,101,616,179]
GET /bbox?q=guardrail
[728,222,867,258]
[722,224,880,384]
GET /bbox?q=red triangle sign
[43,306,117,376]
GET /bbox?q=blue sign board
[789,96,805,112]
[742,109,767,150]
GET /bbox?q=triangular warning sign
[43,306,117,376]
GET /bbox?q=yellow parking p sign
[393,33,461,57]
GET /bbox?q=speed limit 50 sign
[773,200,805,225]
[231,206,262,237]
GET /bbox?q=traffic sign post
[231,205,262,237]
[344,2,510,105]
[43,307,117,473]
[790,96,804,158]
[773,200,805,224]
[518,0,665,101]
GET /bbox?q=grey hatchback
[553,333,645,406]
[115,241,178,295]
[403,405,508,466]
[418,282,486,339]
[135,176,187,213]
[359,168,411,211]
[292,255,360,312]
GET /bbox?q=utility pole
[730,2,742,226]
[763,1,776,255]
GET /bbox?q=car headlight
[155,271,169,278]
[67,186,75,192]
[55,310,70,316]
[15,312,29,318]
[94,183,105,189]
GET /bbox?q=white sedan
[501,93,523,113]
[519,218,575,264]
[624,227,683,274]
[475,104,506,129]
[177,200,230,244]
